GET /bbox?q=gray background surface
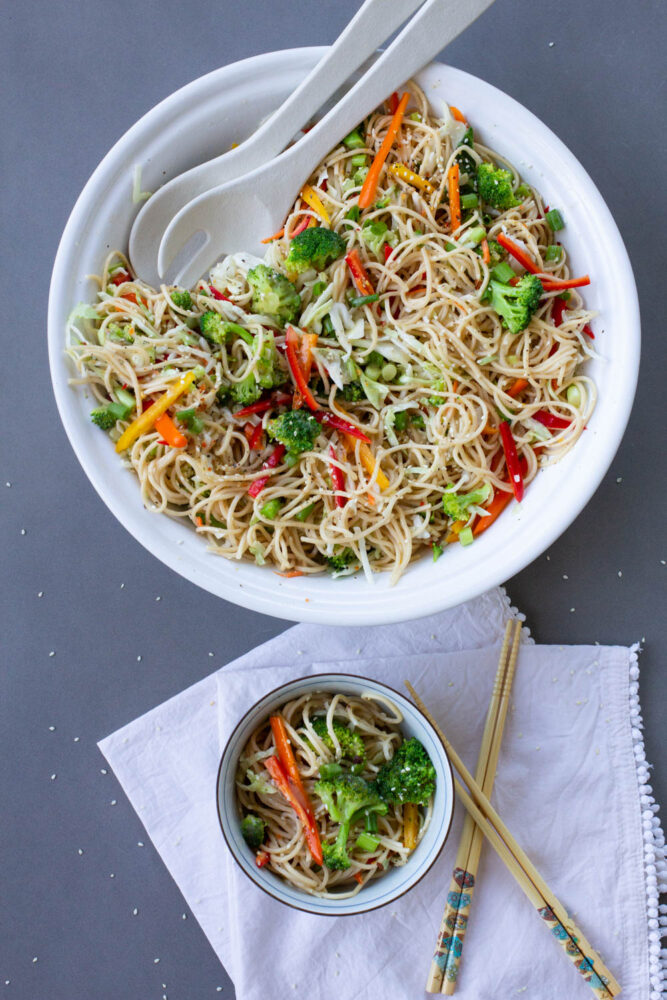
[1,0,665,997]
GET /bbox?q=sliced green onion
[355,832,380,852]
[319,762,343,780]
[393,410,408,431]
[558,291,572,301]
[311,281,327,298]
[176,408,204,434]
[114,388,136,410]
[460,193,479,210]
[209,514,226,529]
[567,384,582,407]
[545,244,563,262]
[546,208,565,231]
[364,364,381,381]
[350,153,367,169]
[490,261,515,282]
[295,502,316,522]
[348,293,379,308]
[409,112,422,122]
[477,354,497,366]
[260,498,283,520]
[365,809,378,834]
[343,128,365,150]
[460,225,486,247]
[345,205,361,222]
[381,363,397,382]
[322,315,335,335]
[458,527,474,546]
[432,542,443,562]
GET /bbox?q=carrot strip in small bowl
[359,91,410,209]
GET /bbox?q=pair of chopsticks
[409,621,621,999]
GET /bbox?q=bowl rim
[215,671,455,916]
[48,47,641,625]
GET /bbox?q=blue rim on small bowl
[216,672,455,916]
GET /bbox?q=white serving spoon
[129,0,427,286]
[158,0,495,287]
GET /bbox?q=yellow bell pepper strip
[403,803,419,849]
[359,91,410,209]
[300,184,330,225]
[115,370,197,453]
[389,163,435,195]
[350,439,389,491]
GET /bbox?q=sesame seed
[569,607,575,613]
[154,958,160,964]
[20,528,26,536]
[562,574,568,580]
[50,774,57,781]
[49,650,55,658]
[137,842,144,847]
[120,582,125,589]
[5,481,11,487]
[547,41,555,47]
[546,554,550,560]
[132,908,138,916]
[182,913,187,920]
[78,848,84,855]
[73,737,80,742]
[208,651,214,657]
[37,591,43,598]
[618,571,622,578]
[136,655,142,662]
[32,957,38,964]
[110,800,117,806]
[48,726,55,732]
[616,476,622,483]
[155,596,161,602]
[100,768,107,775]
[109,873,115,878]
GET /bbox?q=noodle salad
[236,692,436,897]
[66,82,596,583]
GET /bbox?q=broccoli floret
[246,264,301,326]
[442,482,492,521]
[376,738,436,805]
[339,380,364,402]
[199,311,227,344]
[314,774,388,871]
[326,548,357,572]
[311,718,365,762]
[90,399,133,431]
[376,738,436,806]
[171,289,192,310]
[488,274,543,334]
[477,162,519,210]
[240,814,266,850]
[230,331,286,404]
[284,227,346,274]
[231,374,263,406]
[267,409,320,456]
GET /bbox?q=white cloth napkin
[99,588,666,1000]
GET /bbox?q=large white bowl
[48,48,640,625]
[216,673,455,916]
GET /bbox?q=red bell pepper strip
[551,297,567,327]
[473,456,528,536]
[329,445,348,508]
[496,233,540,274]
[384,243,394,262]
[264,755,323,865]
[233,391,293,421]
[110,269,131,286]
[247,443,286,498]
[209,286,232,302]
[533,410,572,430]
[345,249,375,297]
[288,214,312,239]
[541,275,591,291]
[249,423,264,450]
[388,91,399,114]
[314,410,371,443]
[285,326,319,411]
[270,715,321,847]
[498,422,525,502]
[255,850,270,868]
[583,323,595,339]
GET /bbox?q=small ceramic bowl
[216,672,454,916]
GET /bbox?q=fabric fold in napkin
[99,588,666,1000]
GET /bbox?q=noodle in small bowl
[48,49,639,625]
[216,674,454,916]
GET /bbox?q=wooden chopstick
[433,620,521,994]
[426,620,516,993]
[407,681,621,1000]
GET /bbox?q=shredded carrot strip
[389,163,434,194]
[359,91,410,209]
[366,491,377,506]
[449,106,467,124]
[261,228,284,244]
[507,378,529,399]
[482,238,491,264]
[447,162,461,232]
[276,570,304,578]
[300,184,330,224]
[482,423,498,436]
